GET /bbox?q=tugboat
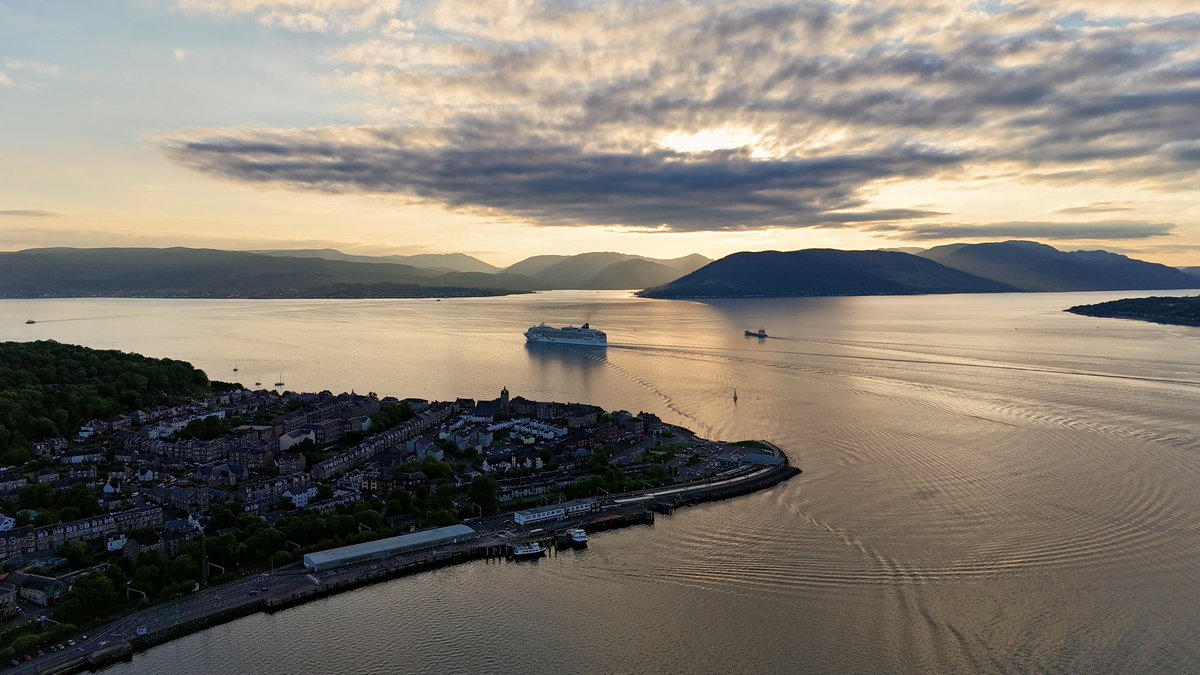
[512,542,546,559]
[744,328,767,339]
[566,528,589,547]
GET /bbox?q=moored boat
[566,528,589,547]
[512,542,546,559]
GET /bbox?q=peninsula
[1066,295,1200,327]
[0,342,798,673]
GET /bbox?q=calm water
[4,290,1200,673]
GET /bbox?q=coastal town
[1,379,795,670]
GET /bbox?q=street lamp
[125,583,148,602]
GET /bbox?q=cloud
[163,126,962,231]
[0,210,61,217]
[1053,202,1136,215]
[4,59,60,77]
[0,59,60,88]
[879,220,1175,241]
[161,0,1200,235]
[175,0,401,32]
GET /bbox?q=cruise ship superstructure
[524,322,608,347]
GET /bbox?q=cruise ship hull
[524,334,607,347]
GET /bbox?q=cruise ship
[524,322,608,347]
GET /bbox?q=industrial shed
[303,524,477,572]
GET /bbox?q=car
[81,634,88,639]
[68,640,76,646]
[135,627,147,636]
[99,641,109,647]
[23,655,32,661]
[10,659,20,667]
[38,650,45,656]
[248,590,259,596]
[57,644,65,650]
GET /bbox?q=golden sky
[2,0,1198,267]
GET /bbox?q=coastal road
[12,454,792,674]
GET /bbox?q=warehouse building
[303,524,477,572]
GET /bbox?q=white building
[284,486,319,509]
[513,499,596,525]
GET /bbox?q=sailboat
[274,374,285,388]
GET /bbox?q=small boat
[732,388,738,402]
[25,319,36,325]
[274,374,285,388]
[566,528,589,547]
[744,328,767,339]
[255,381,262,387]
[233,363,239,372]
[512,542,546,559]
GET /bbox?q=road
[11,450,792,674]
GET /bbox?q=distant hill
[639,249,1012,298]
[1181,267,1200,282]
[251,248,501,274]
[918,241,1196,292]
[1067,295,1200,327]
[0,248,535,298]
[505,252,711,289]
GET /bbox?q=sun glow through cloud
[0,1,1198,265]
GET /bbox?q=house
[2,572,66,607]
[31,438,68,456]
[279,429,315,452]
[0,587,17,619]
[362,470,397,495]
[229,445,272,470]
[401,398,429,412]
[0,473,29,493]
[68,465,98,481]
[36,469,60,484]
[278,451,306,474]
[283,486,318,509]
[59,450,105,465]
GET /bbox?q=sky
[1,0,1198,267]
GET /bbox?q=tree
[316,484,333,500]
[270,550,293,570]
[432,481,457,510]
[467,476,499,514]
[60,541,92,570]
[56,572,119,624]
